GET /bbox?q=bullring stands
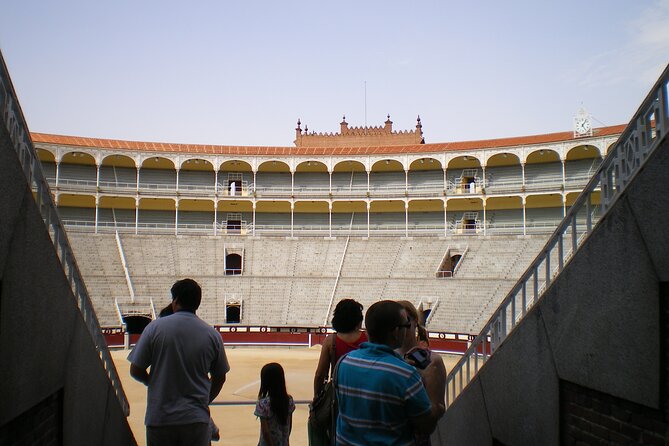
[68,232,549,334]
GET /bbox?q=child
[255,363,295,446]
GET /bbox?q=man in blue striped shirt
[335,300,446,445]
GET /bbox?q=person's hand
[421,354,446,416]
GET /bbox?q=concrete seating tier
[64,231,550,333]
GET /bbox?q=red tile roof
[30,125,625,156]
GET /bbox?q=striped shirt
[335,342,431,446]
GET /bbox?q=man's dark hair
[170,278,202,312]
[365,300,405,345]
[331,299,364,333]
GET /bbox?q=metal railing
[0,52,130,416]
[445,63,668,407]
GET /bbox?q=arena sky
[0,0,668,147]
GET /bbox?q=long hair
[398,300,430,347]
[258,362,290,425]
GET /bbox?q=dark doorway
[226,304,241,323]
[225,254,242,275]
[123,315,152,334]
[437,253,462,278]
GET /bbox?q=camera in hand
[405,348,431,369]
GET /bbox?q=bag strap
[328,334,337,378]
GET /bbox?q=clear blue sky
[1,1,668,146]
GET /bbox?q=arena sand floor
[112,346,460,446]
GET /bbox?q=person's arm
[409,356,447,436]
[209,372,226,403]
[260,417,274,446]
[130,364,150,386]
[313,335,333,397]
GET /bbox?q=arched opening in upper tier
[99,196,136,229]
[256,160,291,195]
[525,194,563,231]
[179,158,214,192]
[446,197,484,234]
[408,157,443,192]
[100,154,136,189]
[564,145,602,189]
[59,151,96,186]
[295,161,328,195]
[138,198,176,231]
[36,148,56,179]
[219,160,252,196]
[217,200,253,234]
[525,149,561,191]
[485,153,522,195]
[294,200,329,231]
[140,157,176,190]
[408,199,443,232]
[486,196,523,235]
[447,156,483,194]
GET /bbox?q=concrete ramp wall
[434,135,669,444]
[0,67,135,444]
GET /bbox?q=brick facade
[0,390,63,445]
[294,116,424,147]
[560,380,668,445]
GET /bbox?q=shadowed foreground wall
[0,124,135,444]
[434,136,669,444]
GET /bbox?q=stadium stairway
[0,52,135,444]
[433,65,669,445]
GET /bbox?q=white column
[136,166,140,193]
[252,201,256,236]
[482,199,487,236]
[290,202,294,238]
[366,202,371,238]
[291,171,294,196]
[55,160,60,188]
[94,196,99,234]
[481,165,486,192]
[96,164,101,189]
[328,202,332,238]
[444,200,448,237]
[404,201,409,238]
[561,159,566,188]
[522,196,527,236]
[405,169,409,193]
[562,194,567,217]
[253,170,257,193]
[135,198,140,235]
[521,163,526,187]
[213,201,218,236]
[329,171,332,194]
[176,168,180,192]
[367,170,370,192]
[215,169,219,195]
[443,168,447,193]
[174,200,179,236]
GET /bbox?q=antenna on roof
[364,81,367,131]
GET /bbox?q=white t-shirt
[128,311,230,426]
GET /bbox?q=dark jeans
[147,422,210,446]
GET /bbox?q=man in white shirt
[128,278,229,446]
